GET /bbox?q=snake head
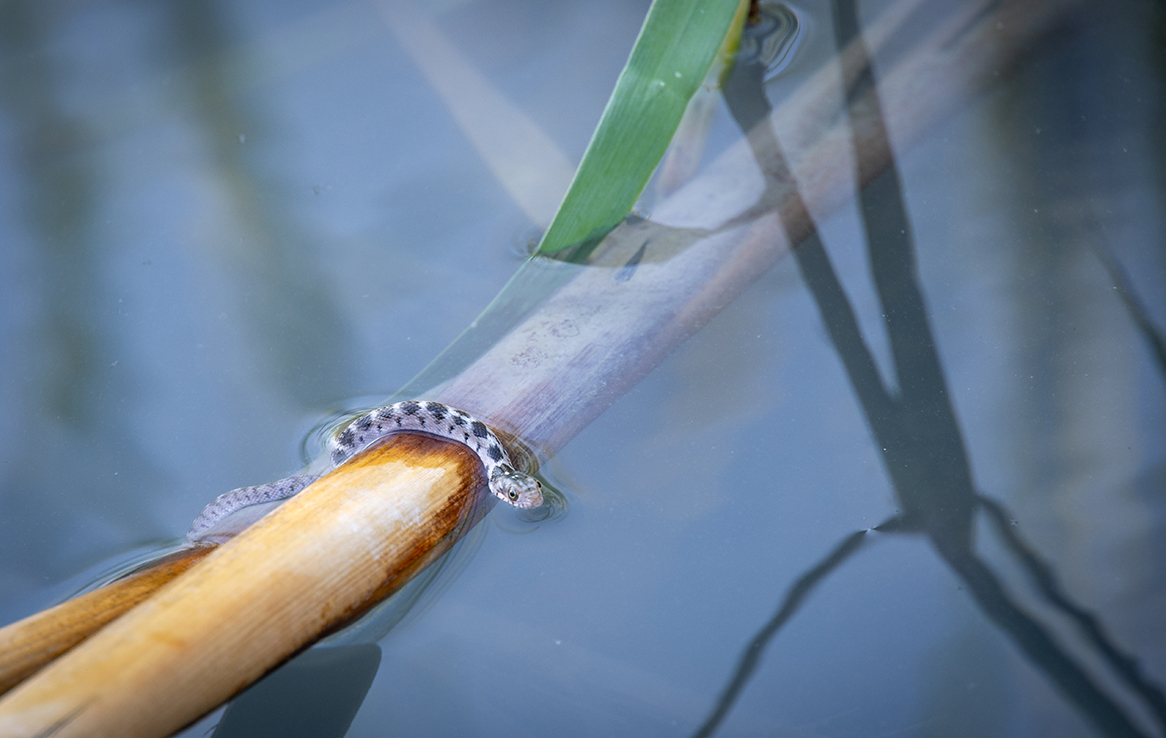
[489,467,544,509]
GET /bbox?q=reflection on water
[693,7,1166,733]
[739,1,803,80]
[0,0,1163,736]
[492,475,571,530]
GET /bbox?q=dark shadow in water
[211,645,382,738]
[694,2,1166,737]
[1089,235,1166,383]
[978,493,1166,726]
[692,527,875,738]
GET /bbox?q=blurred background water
[1,0,1164,736]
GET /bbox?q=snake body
[187,401,542,541]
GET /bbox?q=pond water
[1,0,1164,737]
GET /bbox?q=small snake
[187,401,542,541]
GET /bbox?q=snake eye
[508,489,519,501]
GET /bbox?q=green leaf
[536,0,748,256]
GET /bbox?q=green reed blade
[536,0,748,256]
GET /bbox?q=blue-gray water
[1,1,1164,737]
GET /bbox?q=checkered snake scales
[187,401,543,541]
